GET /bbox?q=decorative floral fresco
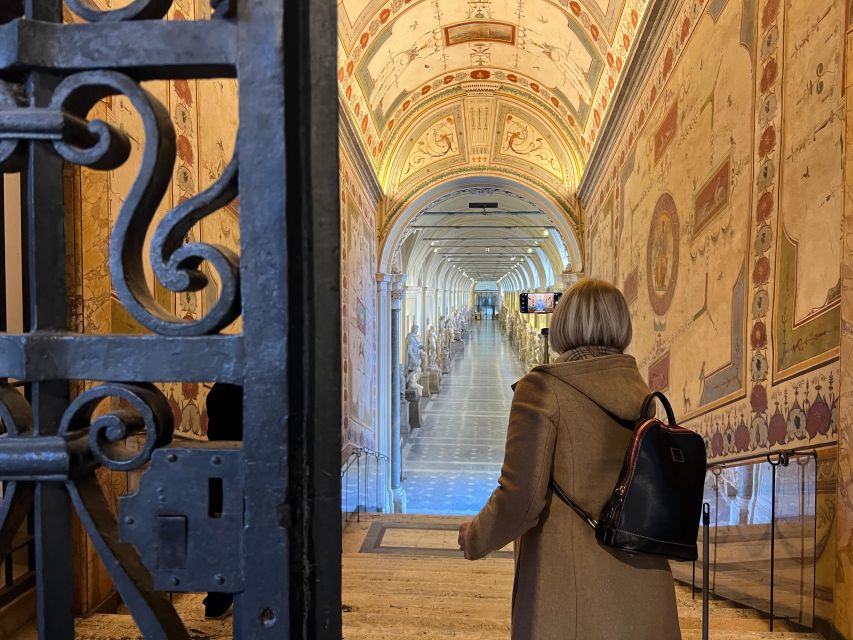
[340,147,380,454]
[584,0,842,461]
[397,109,465,184]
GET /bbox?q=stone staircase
[14,514,824,639]
[341,515,823,640]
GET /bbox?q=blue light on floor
[402,319,525,515]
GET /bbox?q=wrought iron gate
[0,1,341,638]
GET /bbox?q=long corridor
[402,318,525,515]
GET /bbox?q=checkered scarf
[554,345,623,363]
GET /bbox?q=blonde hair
[549,278,632,353]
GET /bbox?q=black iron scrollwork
[59,383,174,473]
[0,382,173,479]
[0,76,130,172]
[0,384,34,561]
[0,81,26,171]
[0,382,189,639]
[49,71,241,336]
[67,474,191,640]
[151,153,241,335]
[64,0,173,22]
[0,383,31,439]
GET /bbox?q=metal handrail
[340,446,388,478]
[341,446,388,523]
[705,441,835,470]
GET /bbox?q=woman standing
[459,279,681,640]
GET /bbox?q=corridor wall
[340,146,380,454]
[583,0,841,460]
[581,0,845,627]
[836,11,853,636]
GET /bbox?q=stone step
[62,514,823,640]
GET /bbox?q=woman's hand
[458,522,472,559]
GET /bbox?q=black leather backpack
[551,391,707,561]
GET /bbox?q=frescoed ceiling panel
[384,91,576,194]
[494,103,568,183]
[338,0,653,189]
[395,104,467,186]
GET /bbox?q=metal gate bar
[0,1,341,638]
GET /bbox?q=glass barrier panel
[341,456,360,520]
[672,455,818,628]
[341,452,386,521]
[772,455,816,627]
[670,470,721,590]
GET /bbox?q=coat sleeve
[464,371,559,559]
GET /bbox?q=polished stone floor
[402,319,525,515]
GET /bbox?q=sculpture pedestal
[405,389,422,429]
[440,351,450,374]
[429,366,441,393]
[418,374,432,397]
[400,394,409,436]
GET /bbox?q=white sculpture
[426,324,437,367]
[406,367,424,396]
[405,324,421,372]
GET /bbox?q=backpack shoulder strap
[640,390,677,425]
[546,382,657,530]
[550,479,597,530]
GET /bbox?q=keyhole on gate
[208,478,224,518]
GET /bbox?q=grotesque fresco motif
[355,2,599,131]
[398,110,464,183]
[771,0,843,382]
[585,0,841,460]
[499,112,565,181]
[340,149,379,451]
[693,158,731,237]
[654,102,678,163]
[339,1,657,224]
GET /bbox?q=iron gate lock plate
[120,443,244,592]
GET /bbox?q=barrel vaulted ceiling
[337,0,653,195]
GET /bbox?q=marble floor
[402,319,525,515]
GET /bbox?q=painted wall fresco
[583,0,842,462]
[340,147,379,453]
[834,17,853,637]
[63,0,240,613]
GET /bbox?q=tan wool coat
[464,355,682,640]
